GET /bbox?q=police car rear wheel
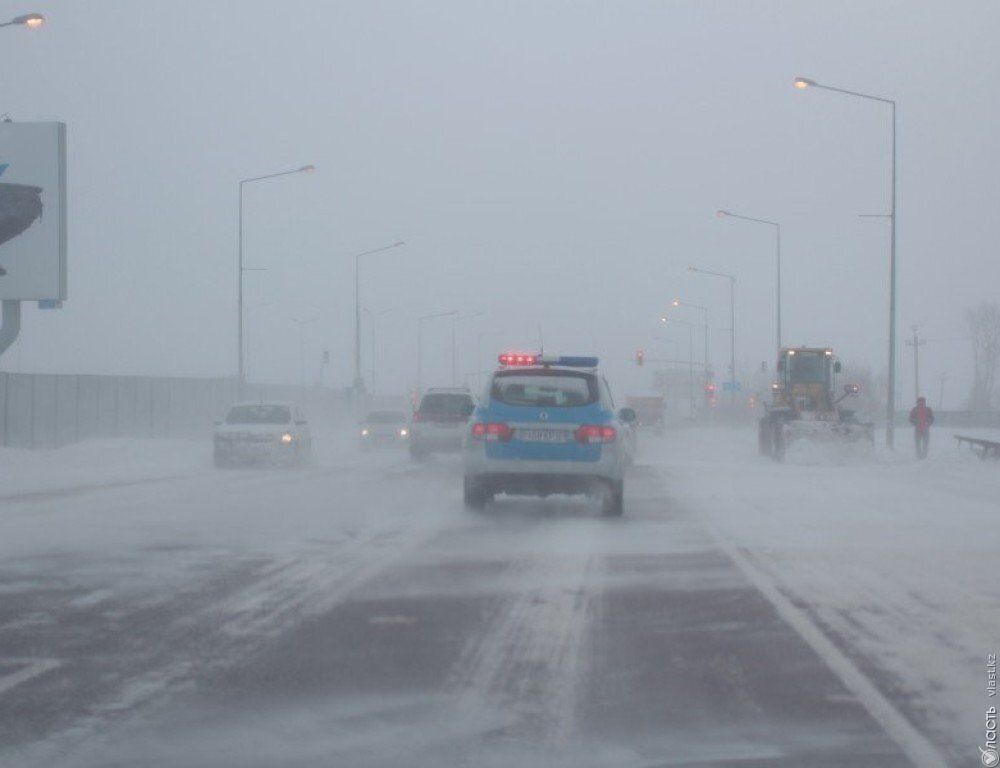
[463,475,490,509]
[601,480,624,517]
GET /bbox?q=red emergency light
[498,352,538,367]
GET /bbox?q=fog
[2,4,1000,768]
[3,1,998,398]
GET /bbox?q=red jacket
[908,403,934,433]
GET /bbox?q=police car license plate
[519,428,568,443]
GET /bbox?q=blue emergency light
[540,355,599,368]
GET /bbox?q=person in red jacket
[908,396,934,459]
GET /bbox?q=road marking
[719,542,950,768]
[0,658,62,695]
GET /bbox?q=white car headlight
[361,428,370,437]
[399,428,408,437]
[281,432,294,444]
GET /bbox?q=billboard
[0,122,66,300]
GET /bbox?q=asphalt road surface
[0,442,953,767]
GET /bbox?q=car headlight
[399,428,408,437]
[281,432,294,444]
[361,428,369,437]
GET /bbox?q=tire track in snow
[446,515,602,744]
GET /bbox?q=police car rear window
[491,371,598,408]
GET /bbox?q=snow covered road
[0,428,996,766]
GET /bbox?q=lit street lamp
[689,266,737,402]
[794,74,899,449]
[0,13,44,29]
[660,315,697,418]
[237,164,315,392]
[716,209,781,351]
[353,241,405,399]
[671,298,709,377]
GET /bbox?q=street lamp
[716,209,781,351]
[417,310,457,395]
[237,164,315,393]
[689,266,737,403]
[290,316,318,393]
[660,315,697,418]
[0,13,44,29]
[353,241,405,399]
[671,298,709,376]
[794,74,898,449]
[452,311,484,386]
[361,307,393,394]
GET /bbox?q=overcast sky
[2,1,997,405]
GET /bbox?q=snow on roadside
[646,425,1000,762]
[0,439,212,498]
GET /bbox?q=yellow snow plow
[758,347,874,462]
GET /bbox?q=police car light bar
[498,352,539,367]
[545,355,599,368]
[497,353,599,368]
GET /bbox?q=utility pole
[905,325,925,400]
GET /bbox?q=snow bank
[0,438,212,498]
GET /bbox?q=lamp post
[290,316,318,394]
[716,209,781,352]
[0,12,44,29]
[689,266,737,403]
[417,310,457,395]
[361,307,393,395]
[452,312,484,386]
[661,315,696,418]
[353,241,405,400]
[238,164,315,393]
[794,75,898,449]
[671,299,709,377]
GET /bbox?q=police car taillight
[471,422,513,442]
[498,352,538,367]
[574,424,616,444]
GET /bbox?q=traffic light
[636,349,645,367]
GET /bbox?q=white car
[408,387,476,459]
[213,401,314,467]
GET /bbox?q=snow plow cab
[758,347,873,461]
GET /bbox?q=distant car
[213,401,313,467]
[408,387,475,459]
[359,410,410,449]
[462,353,635,516]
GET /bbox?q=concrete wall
[0,373,351,449]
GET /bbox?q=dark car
[359,410,409,449]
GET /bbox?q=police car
[462,352,636,516]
